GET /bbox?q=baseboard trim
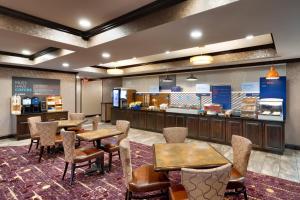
[285,144,300,150]
[0,134,14,140]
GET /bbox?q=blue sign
[171,86,182,92]
[260,77,286,116]
[212,85,232,109]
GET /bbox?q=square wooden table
[153,143,230,171]
[56,119,86,129]
[77,128,123,148]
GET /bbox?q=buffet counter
[14,111,68,140]
[111,108,285,154]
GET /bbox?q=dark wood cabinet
[156,112,165,133]
[186,115,199,139]
[198,117,210,140]
[226,119,243,144]
[146,112,157,132]
[210,118,226,143]
[176,114,186,127]
[165,113,177,127]
[264,122,284,153]
[244,120,263,148]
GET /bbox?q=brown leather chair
[163,127,188,143]
[36,121,62,162]
[225,135,252,199]
[61,130,105,185]
[120,139,170,200]
[67,113,85,133]
[101,120,130,171]
[27,116,41,153]
[169,163,232,200]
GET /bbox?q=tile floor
[1,122,300,183]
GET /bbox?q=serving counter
[111,108,285,154]
[14,111,68,140]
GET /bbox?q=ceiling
[0,0,154,30]
[0,0,299,78]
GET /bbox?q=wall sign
[196,84,210,96]
[241,82,260,94]
[159,75,176,90]
[212,85,232,109]
[12,77,60,97]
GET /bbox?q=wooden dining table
[153,143,230,172]
[56,119,86,129]
[77,128,123,149]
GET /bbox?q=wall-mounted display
[212,85,232,110]
[196,84,210,94]
[241,82,259,94]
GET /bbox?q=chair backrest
[116,120,130,144]
[69,113,85,120]
[92,115,100,131]
[163,127,188,143]
[27,116,42,138]
[36,121,58,146]
[61,130,76,163]
[231,135,252,177]
[119,138,133,188]
[181,163,232,200]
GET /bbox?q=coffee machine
[31,97,40,113]
[112,88,136,108]
[22,97,32,113]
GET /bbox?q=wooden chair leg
[108,152,112,172]
[28,139,33,153]
[70,163,76,185]
[243,186,248,200]
[88,160,92,168]
[62,162,69,180]
[36,140,39,149]
[128,191,132,200]
[125,189,129,200]
[38,146,44,162]
[118,150,121,160]
[101,155,105,174]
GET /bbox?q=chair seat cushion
[74,147,103,163]
[55,135,63,143]
[227,167,245,190]
[129,164,170,193]
[101,142,119,152]
[169,185,188,200]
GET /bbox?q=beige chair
[68,113,85,133]
[226,135,252,199]
[101,120,130,171]
[36,121,62,162]
[120,139,170,200]
[61,130,104,185]
[169,163,232,200]
[163,127,188,143]
[92,115,100,131]
[27,116,41,153]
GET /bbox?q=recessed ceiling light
[132,57,137,59]
[190,30,203,39]
[79,18,91,28]
[62,62,69,67]
[246,35,254,39]
[165,51,170,54]
[102,52,111,58]
[22,49,31,55]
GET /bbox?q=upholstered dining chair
[163,127,188,143]
[67,113,85,133]
[61,130,105,185]
[119,139,170,200]
[169,163,232,200]
[36,121,62,162]
[225,135,252,199]
[27,116,41,153]
[101,120,130,171]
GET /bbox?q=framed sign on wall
[12,77,60,97]
[159,75,176,90]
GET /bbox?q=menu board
[212,85,232,109]
[12,77,60,97]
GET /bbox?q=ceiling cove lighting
[186,73,198,81]
[102,52,111,58]
[107,68,124,75]
[162,75,173,83]
[266,66,280,79]
[62,62,69,67]
[21,49,31,55]
[190,55,213,65]
[246,34,254,39]
[190,30,203,39]
[79,18,91,28]
[165,51,170,54]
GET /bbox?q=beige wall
[0,67,76,137]
[82,80,102,116]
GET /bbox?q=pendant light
[186,73,198,81]
[266,66,279,79]
[162,75,173,83]
[107,67,124,75]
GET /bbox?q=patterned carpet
[0,140,300,200]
